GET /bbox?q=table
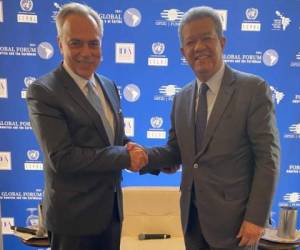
[22,237,50,248]
[259,239,300,250]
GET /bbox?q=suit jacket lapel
[58,66,111,145]
[196,65,236,157]
[95,74,120,144]
[185,81,198,156]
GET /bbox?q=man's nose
[194,40,205,51]
[80,43,92,55]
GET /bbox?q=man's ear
[180,47,186,59]
[57,36,63,55]
[220,36,226,51]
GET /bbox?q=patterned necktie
[195,83,209,153]
[86,80,114,144]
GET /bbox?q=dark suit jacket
[147,65,280,247]
[26,65,130,235]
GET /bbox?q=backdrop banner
[0,1,299,249]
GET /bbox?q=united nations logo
[152,42,165,55]
[24,76,36,87]
[245,8,258,20]
[150,117,163,129]
[123,8,141,27]
[27,150,39,161]
[20,0,33,12]
[37,42,54,59]
[262,49,279,67]
[123,84,140,102]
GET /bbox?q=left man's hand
[237,220,264,247]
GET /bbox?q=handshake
[126,142,148,172]
[125,142,180,173]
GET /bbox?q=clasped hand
[126,142,148,172]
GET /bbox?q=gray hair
[55,2,103,38]
[178,6,223,47]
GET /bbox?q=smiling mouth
[195,54,210,61]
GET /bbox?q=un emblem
[27,150,39,161]
[150,117,163,129]
[24,77,36,87]
[152,42,165,55]
[245,8,258,20]
[20,0,33,12]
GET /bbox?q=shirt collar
[196,62,225,94]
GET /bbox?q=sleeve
[26,81,130,175]
[142,94,182,173]
[244,80,280,226]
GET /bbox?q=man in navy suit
[26,3,147,250]
[136,6,280,250]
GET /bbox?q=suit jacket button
[193,163,199,169]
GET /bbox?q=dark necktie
[86,80,114,144]
[195,83,209,153]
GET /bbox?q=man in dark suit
[26,3,147,250]
[136,6,280,250]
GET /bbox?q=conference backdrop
[0,0,299,249]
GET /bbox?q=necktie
[86,80,114,144]
[195,83,209,153]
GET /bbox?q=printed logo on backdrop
[99,9,122,25]
[147,117,166,139]
[24,150,43,170]
[37,42,54,59]
[115,43,135,64]
[0,189,43,200]
[17,0,38,23]
[26,208,39,227]
[0,120,31,130]
[155,8,184,27]
[241,8,261,31]
[1,218,14,235]
[281,192,300,207]
[270,86,284,104]
[124,117,135,137]
[181,56,188,65]
[216,10,227,31]
[51,2,62,22]
[148,42,168,66]
[290,52,300,68]
[0,152,11,170]
[123,8,141,27]
[21,76,36,98]
[286,165,300,174]
[263,49,279,66]
[123,84,140,102]
[292,94,300,104]
[284,123,300,139]
[224,49,279,66]
[0,42,54,59]
[0,78,8,98]
[154,84,181,101]
[0,0,3,22]
[272,11,291,31]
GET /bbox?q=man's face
[181,17,225,82]
[58,14,101,79]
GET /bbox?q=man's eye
[202,36,213,42]
[68,40,83,48]
[185,40,195,47]
[88,41,100,48]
